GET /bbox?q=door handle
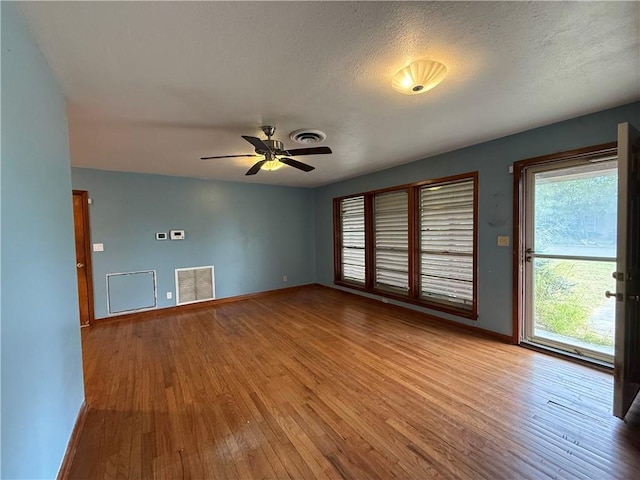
[605,290,622,301]
[525,248,534,263]
[76,263,84,268]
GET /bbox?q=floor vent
[175,265,215,305]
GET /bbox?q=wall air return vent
[289,129,327,144]
[175,265,215,306]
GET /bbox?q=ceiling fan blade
[200,154,259,160]
[285,146,332,156]
[279,157,315,172]
[241,135,270,152]
[245,160,267,176]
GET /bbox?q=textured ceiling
[18,1,640,187]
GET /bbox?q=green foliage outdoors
[534,260,613,347]
[532,167,617,348]
[535,171,617,248]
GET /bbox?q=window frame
[333,171,478,320]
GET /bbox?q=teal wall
[1,0,638,474]
[1,3,85,479]
[71,168,316,319]
[72,102,640,330]
[313,102,640,336]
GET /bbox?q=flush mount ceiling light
[391,58,448,95]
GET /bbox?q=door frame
[73,189,95,326]
[512,142,617,345]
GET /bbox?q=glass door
[523,156,618,363]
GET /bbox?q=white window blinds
[419,180,474,308]
[340,196,365,284]
[374,190,409,292]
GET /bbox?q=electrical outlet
[166,292,172,300]
[282,275,288,282]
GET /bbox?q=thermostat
[170,230,185,240]
[156,232,167,241]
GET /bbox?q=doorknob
[76,263,84,268]
[525,248,534,263]
[605,290,622,301]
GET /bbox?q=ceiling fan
[201,125,332,175]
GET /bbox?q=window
[339,196,365,284]
[374,190,409,293]
[334,172,478,319]
[419,180,474,309]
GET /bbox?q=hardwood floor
[69,285,640,479]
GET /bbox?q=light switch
[497,236,510,247]
[93,243,104,252]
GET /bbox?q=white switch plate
[170,229,185,240]
[93,243,104,252]
[497,235,510,247]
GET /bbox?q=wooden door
[613,122,640,419]
[73,190,94,326]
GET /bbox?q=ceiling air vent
[289,129,327,145]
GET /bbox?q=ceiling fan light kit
[260,159,284,171]
[201,125,332,176]
[391,58,447,95]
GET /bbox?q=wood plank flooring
[69,285,640,479]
